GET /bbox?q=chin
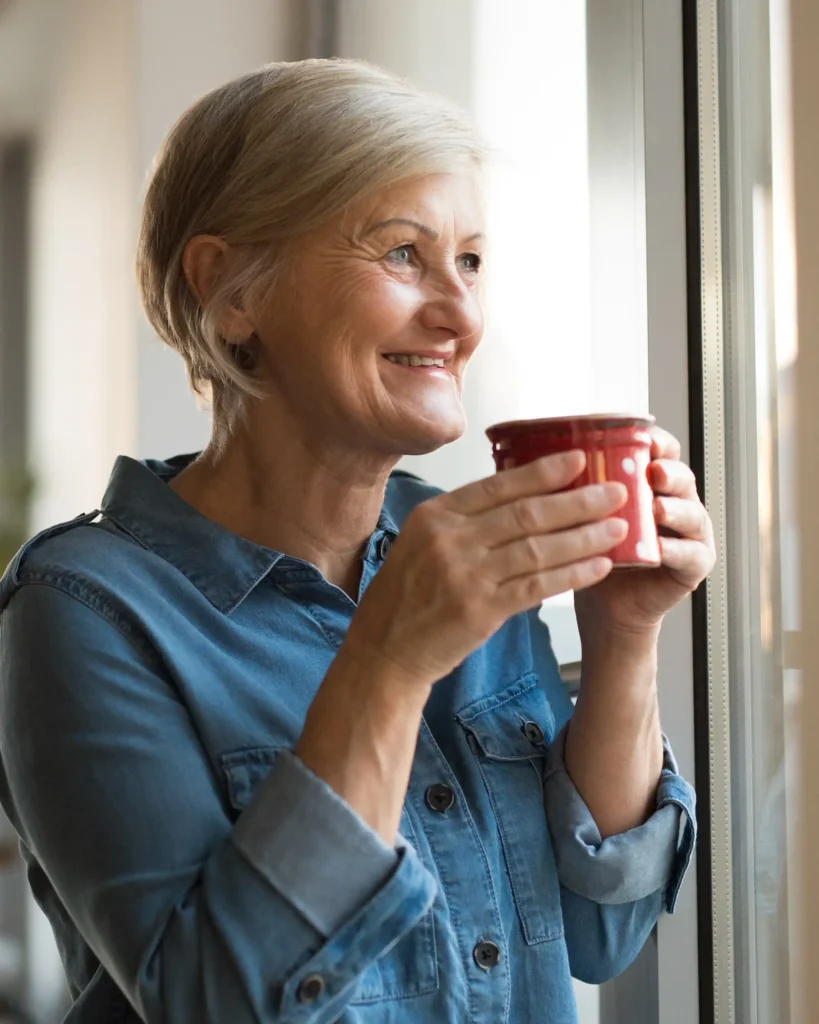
[395,417,466,456]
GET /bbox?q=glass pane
[721,0,802,1018]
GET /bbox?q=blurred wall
[28,0,136,531]
[134,0,305,459]
[27,0,306,533]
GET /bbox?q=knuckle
[513,498,540,534]
[522,572,548,604]
[428,528,454,566]
[521,534,542,565]
[481,472,507,501]
[568,559,600,590]
[574,487,598,517]
[574,522,602,554]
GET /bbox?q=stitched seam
[455,674,538,723]
[9,574,163,669]
[281,592,340,651]
[474,754,564,945]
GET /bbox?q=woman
[0,60,712,1023]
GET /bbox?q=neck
[170,404,398,593]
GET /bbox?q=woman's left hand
[573,426,716,637]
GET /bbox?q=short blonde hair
[136,58,485,442]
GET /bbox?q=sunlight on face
[252,173,486,457]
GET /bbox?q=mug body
[486,414,660,569]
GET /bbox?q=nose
[419,272,483,352]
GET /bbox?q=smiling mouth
[383,354,447,368]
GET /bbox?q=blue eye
[459,252,483,274]
[387,245,415,265]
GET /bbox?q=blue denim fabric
[0,454,696,1023]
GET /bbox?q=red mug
[485,414,661,569]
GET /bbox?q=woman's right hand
[342,451,629,690]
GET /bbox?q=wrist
[578,623,660,706]
[579,619,661,661]
[337,630,437,699]
[297,646,429,844]
[325,641,433,713]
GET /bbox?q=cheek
[336,274,420,337]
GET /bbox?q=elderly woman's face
[253,173,485,457]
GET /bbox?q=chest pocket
[221,747,438,1005]
[455,673,565,944]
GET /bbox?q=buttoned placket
[275,542,512,1022]
[406,723,511,1023]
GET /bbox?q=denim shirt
[0,455,696,1024]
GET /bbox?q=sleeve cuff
[543,725,697,912]
[230,749,401,936]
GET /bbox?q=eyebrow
[364,218,484,244]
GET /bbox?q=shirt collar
[100,455,401,614]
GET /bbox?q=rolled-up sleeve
[232,750,403,936]
[543,723,696,913]
[0,583,437,1023]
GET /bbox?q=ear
[182,235,253,342]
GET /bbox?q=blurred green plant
[0,460,34,573]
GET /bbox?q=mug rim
[486,412,655,439]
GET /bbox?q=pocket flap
[455,674,555,761]
[221,746,280,810]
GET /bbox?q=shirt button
[522,720,545,746]
[473,940,501,971]
[425,783,456,813]
[297,974,325,1003]
[378,534,392,559]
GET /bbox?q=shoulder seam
[7,572,163,669]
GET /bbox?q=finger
[445,451,586,516]
[497,556,615,615]
[488,517,628,582]
[659,536,715,584]
[649,458,698,498]
[654,496,710,542]
[649,425,682,461]
[475,482,628,547]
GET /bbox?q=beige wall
[28,0,305,532]
[791,0,819,1017]
[134,0,305,458]
[28,0,136,531]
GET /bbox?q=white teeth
[385,354,446,368]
